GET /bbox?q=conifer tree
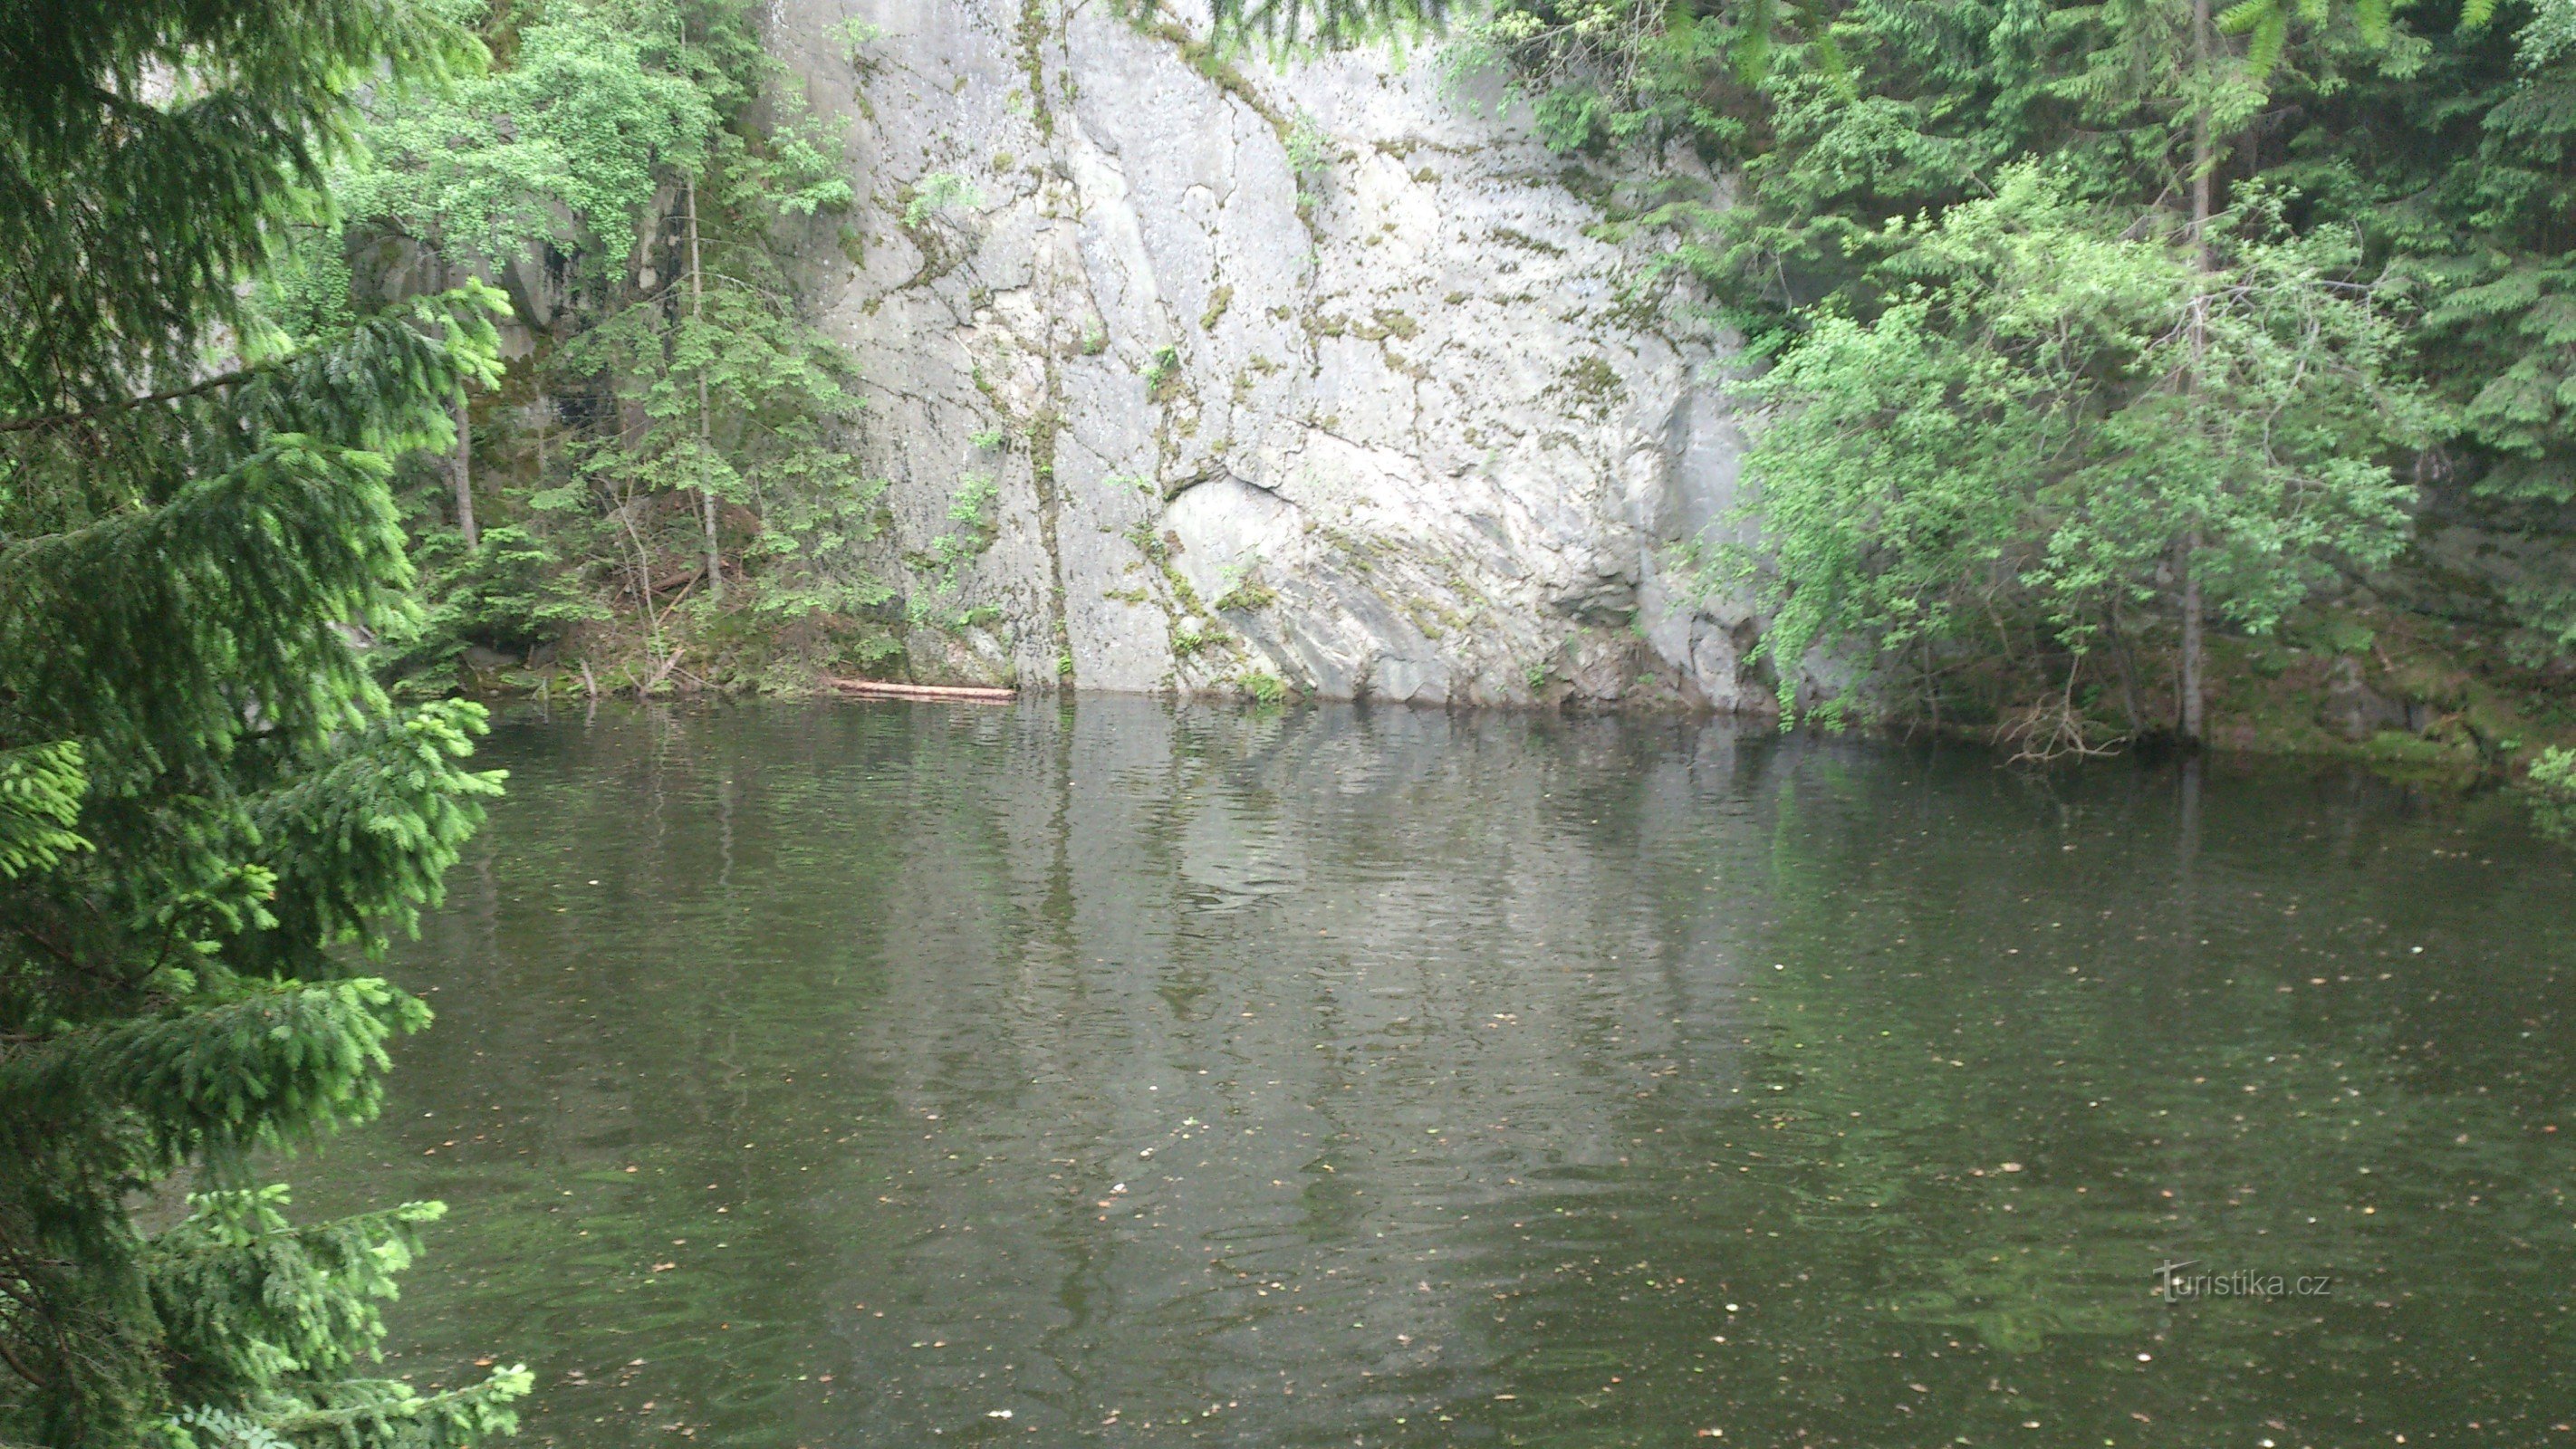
[0,1,529,1444]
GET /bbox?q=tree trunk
[451,384,477,549]
[615,481,661,656]
[687,177,721,605]
[2105,599,2145,734]
[2192,0,2216,269]
[2177,0,2215,745]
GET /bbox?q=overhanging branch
[0,367,264,435]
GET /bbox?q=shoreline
[454,666,2560,792]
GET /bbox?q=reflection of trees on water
[1728,746,2575,1445]
[301,702,2575,1449]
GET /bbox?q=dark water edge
[291,696,2576,1448]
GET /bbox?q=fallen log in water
[825,677,1019,703]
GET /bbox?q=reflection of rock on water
[341,700,2576,1446]
[841,700,1768,1430]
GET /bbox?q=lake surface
[297,698,2576,1448]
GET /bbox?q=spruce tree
[1,1,529,1444]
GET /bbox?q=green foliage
[271,0,888,681]
[1193,0,1451,48]
[560,203,884,632]
[0,0,476,420]
[2389,5,2576,508]
[1211,563,1278,611]
[150,1193,532,1449]
[1725,168,2433,723]
[948,473,1000,527]
[903,170,985,227]
[1239,670,1292,705]
[331,3,716,270]
[918,474,1002,589]
[0,744,89,882]
[1448,0,1840,115]
[1423,0,2576,726]
[385,524,605,678]
[1284,109,1334,202]
[2530,744,2576,839]
[2534,744,2576,794]
[2220,0,2404,73]
[834,17,888,63]
[0,1,523,1444]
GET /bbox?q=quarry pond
[297,699,2576,1448]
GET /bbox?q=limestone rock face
[773,0,1780,710]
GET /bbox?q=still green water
[296,699,2575,1448]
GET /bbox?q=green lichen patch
[1134,16,1286,136]
[1549,355,1625,421]
[1211,561,1276,612]
[1487,226,1564,256]
[1016,0,1055,139]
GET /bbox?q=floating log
[826,677,1018,703]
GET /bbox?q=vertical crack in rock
[1033,349,1073,690]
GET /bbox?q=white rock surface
[771,0,1783,711]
